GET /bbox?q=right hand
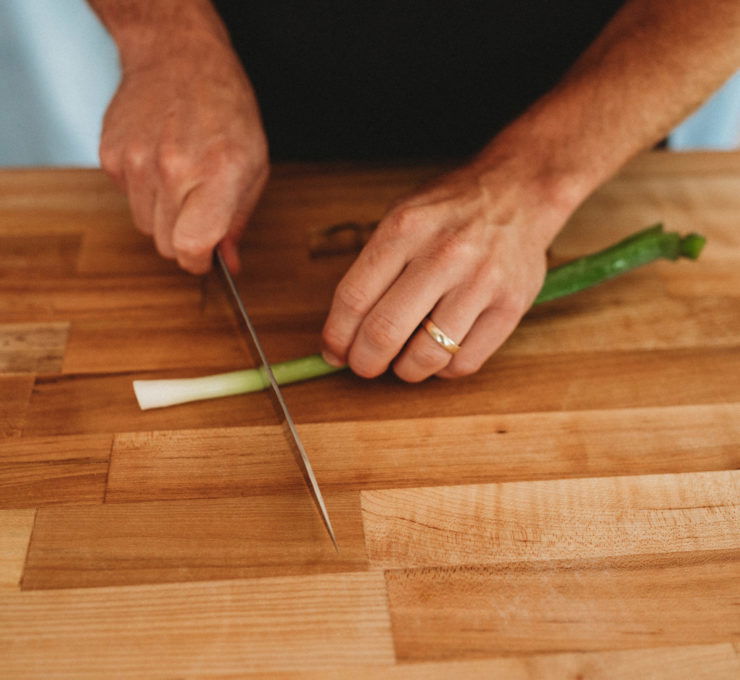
[99,35,269,274]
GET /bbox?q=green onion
[133,223,705,410]
[535,223,705,304]
[134,355,344,410]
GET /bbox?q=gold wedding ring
[422,317,461,355]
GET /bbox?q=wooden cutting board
[1,152,738,678]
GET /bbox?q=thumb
[172,181,236,275]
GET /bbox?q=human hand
[321,157,573,381]
[99,34,268,274]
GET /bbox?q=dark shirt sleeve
[212,0,625,161]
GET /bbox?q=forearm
[477,0,740,220]
[86,0,231,72]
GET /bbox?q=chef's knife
[214,249,338,551]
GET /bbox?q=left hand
[321,157,571,382]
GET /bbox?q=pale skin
[89,0,740,382]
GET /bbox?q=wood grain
[0,434,111,508]
[107,425,305,502]
[76,220,184,276]
[556,152,740,260]
[0,374,34,438]
[107,404,739,502]
[0,322,69,373]
[0,167,123,213]
[0,571,394,678]
[0,275,203,324]
[288,346,740,424]
[0,509,35,590]
[385,551,740,660]
[508,286,740,356]
[61,314,247,373]
[661,261,740,297]
[23,491,366,589]
[1,156,739,677]
[20,346,740,437]
[21,369,277,437]
[362,471,739,569]
[228,644,740,679]
[0,234,82,276]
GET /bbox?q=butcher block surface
[1,152,739,678]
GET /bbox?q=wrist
[483,124,595,211]
[96,1,232,75]
[470,133,591,248]
[120,31,231,76]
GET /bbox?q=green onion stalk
[133,224,705,410]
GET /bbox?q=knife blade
[214,249,338,551]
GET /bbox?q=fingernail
[322,349,344,367]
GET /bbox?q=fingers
[321,229,409,367]
[345,255,464,377]
[220,165,269,274]
[171,161,268,274]
[391,286,485,382]
[435,304,523,379]
[104,139,265,274]
[120,165,262,274]
[322,217,539,382]
[152,191,178,258]
[102,141,156,237]
[171,176,241,274]
[100,136,182,256]
[319,155,558,382]
[393,298,524,384]
[97,59,270,277]
[126,174,156,237]
[321,204,488,378]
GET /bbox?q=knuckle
[156,144,189,183]
[413,341,448,370]
[499,289,530,317]
[359,235,397,272]
[362,312,403,351]
[434,231,476,263]
[248,154,270,186]
[206,142,255,178]
[409,253,449,280]
[216,146,247,175]
[479,264,503,292]
[321,325,347,356]
[123,141,150,172]
[460,273,500,309]
[98,144,121,177]
[385,205,421,238]
[335,280,372,316]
